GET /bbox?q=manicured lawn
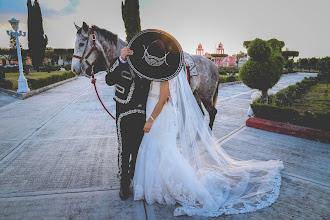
[292,83,330,114]
[5,71,70,91]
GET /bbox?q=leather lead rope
[91,66,116,120]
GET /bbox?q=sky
[0,0,329,59]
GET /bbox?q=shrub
[247,38,271,62]
[27,71,75,90]
[218,67,240,75]
[251,102,300,123]
[39,65,61,72]
[219,75,239,83]
[251,75,329,131]
[3,66,19,73]
[239,38,284,103]
[0,80,13,89]
[0,69,14,89]
[64,64,71,71]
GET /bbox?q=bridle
[72,27,98,76]
[72,28,116,120]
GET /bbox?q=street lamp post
[6,18,30,93]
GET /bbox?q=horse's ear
[74,22,80,31]
[82,22,89,33]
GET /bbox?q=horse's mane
[92,25,118,45]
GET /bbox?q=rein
[91,67,116,120]
[73,28,116,120]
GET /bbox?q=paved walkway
[0,72,328,219]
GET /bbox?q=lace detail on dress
[173,173,282,217]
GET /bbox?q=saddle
[184,52,199,76]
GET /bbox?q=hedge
[0,71,13,89]
[39,65,61,73]
[251,75,330,131]
[218,67,240,75]
[27,71,76,90]
[269,76,318,107]
[3,66,19,73]
[219,75,239,83]
[64,64,71,71]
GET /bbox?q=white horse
[71,22,219,129]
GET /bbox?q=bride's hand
[143,119,153,133]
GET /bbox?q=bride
[133,68,283,217]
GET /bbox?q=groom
[105,47,150,200]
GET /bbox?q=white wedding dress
[133,70,284,217]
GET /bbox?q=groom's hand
[120,47,134,61]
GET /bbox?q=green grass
[292,83,330,114]
[5,71,69,91]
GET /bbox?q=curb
[0,76,78,100]
[246,117,330,144]
[219,81,242,87]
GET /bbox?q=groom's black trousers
[106,57,150,189]
[116,109,145,188]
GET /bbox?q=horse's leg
[202,98,217,130]
[213,82,219,109]
[193,90,204,115]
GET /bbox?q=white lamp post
[6,18,30,93]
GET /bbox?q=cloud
[41,0,82,18]
[139,0,156,9]
[0,0,82,24]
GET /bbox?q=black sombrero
[127,29,184,81]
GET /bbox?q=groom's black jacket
[105,57,150,113]
[105,57,150,188]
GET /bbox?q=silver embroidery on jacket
[117,109,146,178]
[113,81,135,104]
[109,59,119,72]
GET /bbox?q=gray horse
[71,22,219,129]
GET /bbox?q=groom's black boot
[119,186,130,200]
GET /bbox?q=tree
[298,58,309,70]
[309,57,318,70]
[282,50,299,60]
[121,0,141,42]
[45,50,58,65]
[319,57,330,74]
[0,48,14,65]
[27,0,48,71]
[239,38,285,103]
[285,59,294,72]
[233,51,245,66]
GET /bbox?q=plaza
[0,72,328,219]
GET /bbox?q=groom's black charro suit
[105,57,150,199]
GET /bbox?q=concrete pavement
[0,72,328,219]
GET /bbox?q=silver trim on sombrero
[142,45,169,67]
[127,29,184,82]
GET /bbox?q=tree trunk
[261,90,268,103]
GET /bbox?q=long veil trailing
[167,68,284,216]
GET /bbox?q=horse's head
[72,22,99,77]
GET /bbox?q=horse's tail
[213,80,220,108]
